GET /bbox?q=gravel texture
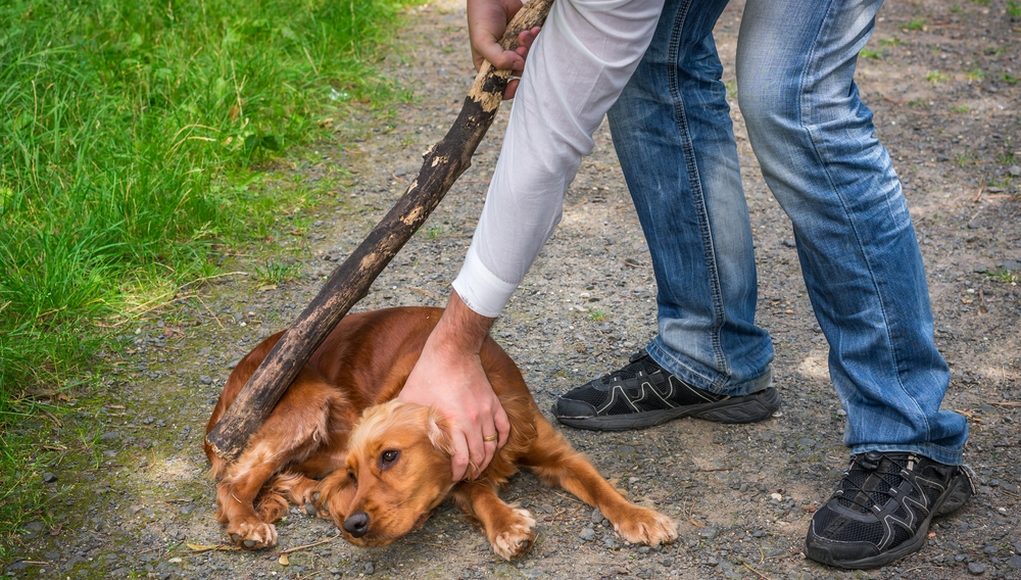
[6,1,1020,578]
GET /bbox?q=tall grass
[0,0,416,556]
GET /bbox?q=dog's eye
[347,469,357,485]
[380,449,399,467]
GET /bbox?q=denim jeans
[607,0,968,464]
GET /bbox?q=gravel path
[7,1,1020,578]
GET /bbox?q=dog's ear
[426,407,453,457]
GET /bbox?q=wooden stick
[206,0,555,460]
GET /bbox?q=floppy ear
[426,407,453,457]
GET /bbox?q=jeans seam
[666,0,729,387]
[799,0,931,444]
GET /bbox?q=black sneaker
[552,350,780,431]
[806,451,976,570]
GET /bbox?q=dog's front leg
[453,481,536,560]
[523,419,678,547]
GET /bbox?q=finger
[494,403,511,449]
[464,420,487,480]
[477,418,499,473]
[503,78,519,100]
[450,431,470,481]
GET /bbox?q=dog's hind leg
[216,371,346,549]
[522,418,678,546]
[452,482,536,560]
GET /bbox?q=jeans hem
[851,443,965,466]
[645,339,773,396]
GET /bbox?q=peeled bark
[206,0,556,460]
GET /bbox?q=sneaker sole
[805,466,976,570]
[554,387,781,431]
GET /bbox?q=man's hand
[398,292,510,481]
[467,0,540,99]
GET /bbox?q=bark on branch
[206,0,556,460]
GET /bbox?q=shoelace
[599,352,660,383]
[835,453,917,513]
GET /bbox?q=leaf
[186,542,240,553]
[278,553,290,566]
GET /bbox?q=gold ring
[483,434,498,442]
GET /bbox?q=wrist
[429,290,495,354]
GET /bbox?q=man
[399,0,973,569]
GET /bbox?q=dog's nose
[343,511,370,537]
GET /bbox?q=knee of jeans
[737,75,799,141]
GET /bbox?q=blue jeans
[606,0,968,464]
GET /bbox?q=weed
[860,48,883,60]
[904,18,927,31]
[951,104,971,114]
[589,309,609,322]
[955,152,978,167]
[966,68,986,81]
[927,70,949,83]
[254,261,303,287]
[879,37,903,47]
[1003,73,1019,85]
[1009,1,1021,17]
[986,268,1019,284]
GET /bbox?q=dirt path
[8,1,1020,578]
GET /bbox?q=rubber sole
[805,465,976,570]
[554,387,781,431]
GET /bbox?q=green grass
[904,17,928,31]
[0,0,418,560]
[1009,1,1021,18]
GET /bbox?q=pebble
[967,562,987,575]
[1009,555,1021,570]
[579,527,596,541]
[1008,165,1021,177]
[363,561,375,575]
[42,472,58,483]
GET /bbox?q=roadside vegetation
[0,0,418,557]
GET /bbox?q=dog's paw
[227,519,279,550]
[490,507,537,561]
[613,506,678,547]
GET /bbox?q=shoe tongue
[839,453,904,511]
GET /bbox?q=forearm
[454,0,664,317]
[429,291,495,355]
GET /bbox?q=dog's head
[317,400,455,547]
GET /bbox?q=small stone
[100,431,120,442]
[199,375,213,385]
[590,508,604,524]
[579,527,596,541]
[42,472,58,483]
[967,562,987,575]
[23,521,45,536]
[770,493,783,502]
[1007,165,1021,177]
[983,544,999,555]
[363,561,375,575]
[1008,555,1021,570]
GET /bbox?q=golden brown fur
[205,307,677,559]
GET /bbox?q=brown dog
[205,307,677,559]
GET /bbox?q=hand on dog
[399,292,510,481]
